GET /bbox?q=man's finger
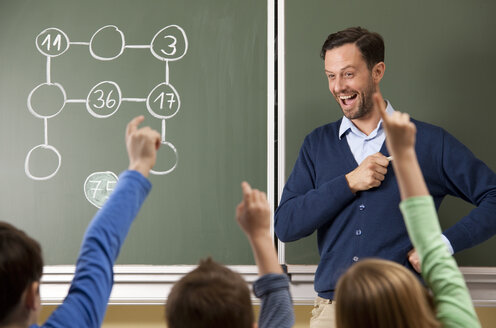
[126,115,145,137]
[373,153,390,167]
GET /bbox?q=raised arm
[43,116,160,328]
[236,182,294,328]
[375,94,480,328]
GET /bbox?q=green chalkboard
[0,0,267,265]
[284,0,496,266]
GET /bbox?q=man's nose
[333,76,345,94]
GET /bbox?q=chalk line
[44,118,48,145]
[165,61,169,84]
[122,98,146,102]
[46,57,51,84]
[66,99,86,103]
[161,119,166,142]
[125,45,151,49]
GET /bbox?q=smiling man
[274,27,496,328]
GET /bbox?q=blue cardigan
[275,118,496,299]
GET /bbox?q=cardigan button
[355,229,362,236]
[353,256,359,262]
[359,204,365,210]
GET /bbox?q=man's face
[324,43,376,120]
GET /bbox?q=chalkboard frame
[18,0,496,306]
[0,0,276,304]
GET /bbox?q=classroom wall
[39,305,496,327]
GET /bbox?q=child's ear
[253,323,258,328]
[25,281,40,310]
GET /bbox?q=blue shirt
[338,100,394,165]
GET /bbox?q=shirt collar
[338,100,395,139]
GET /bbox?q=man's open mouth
[339,94,358,106]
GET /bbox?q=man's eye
[344,72,353,78]
[327,74,335,79]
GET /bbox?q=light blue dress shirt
[338,100,394,165]
[338,100,454,255]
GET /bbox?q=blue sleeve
[41,170,151,328]
[274,136,355,242]
[253,274,294,328]
[439,131,496,253]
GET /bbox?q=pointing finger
[241,181,252,201]
[126,115,145,137]
[373,93,388,123]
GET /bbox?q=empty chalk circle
[150,25,188,61]
[36,28,70,57]
[150,141,178,175]
[27,82,66,119]
[24,144,62,181]
[89,25,125,61]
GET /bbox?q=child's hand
[375,93,416,157]
[236,182,271,241]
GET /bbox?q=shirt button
[353,256,359,262]
[359,204,365,211]
[355,229,362,236]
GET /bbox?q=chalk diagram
[26,25,188,207]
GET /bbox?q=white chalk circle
[27,82,66,119]
[150,141,178,176]
[89,25,125,61]
[146,82,181,119]
[86,81,122,118]
[25,144,62,181]
[150,25,188,61]
[84,171,119,208]
[35,28,70,57]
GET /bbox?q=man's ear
[24,281,40,310]
[253,322,258,328]
[372,62,385,83]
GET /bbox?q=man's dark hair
[0,221,43,324]
[320,26,385,70]
[165,257,254,328]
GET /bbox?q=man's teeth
[340,95,355,99]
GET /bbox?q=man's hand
[345,153,389,193]
[408,248,421,273]
[236,182,271,241]
[126,116,161,177]
[374,93,416,158]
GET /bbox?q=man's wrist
[345,172,357,194]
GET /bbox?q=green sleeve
[400,196,480,328]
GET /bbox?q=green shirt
[400,196,480,328]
